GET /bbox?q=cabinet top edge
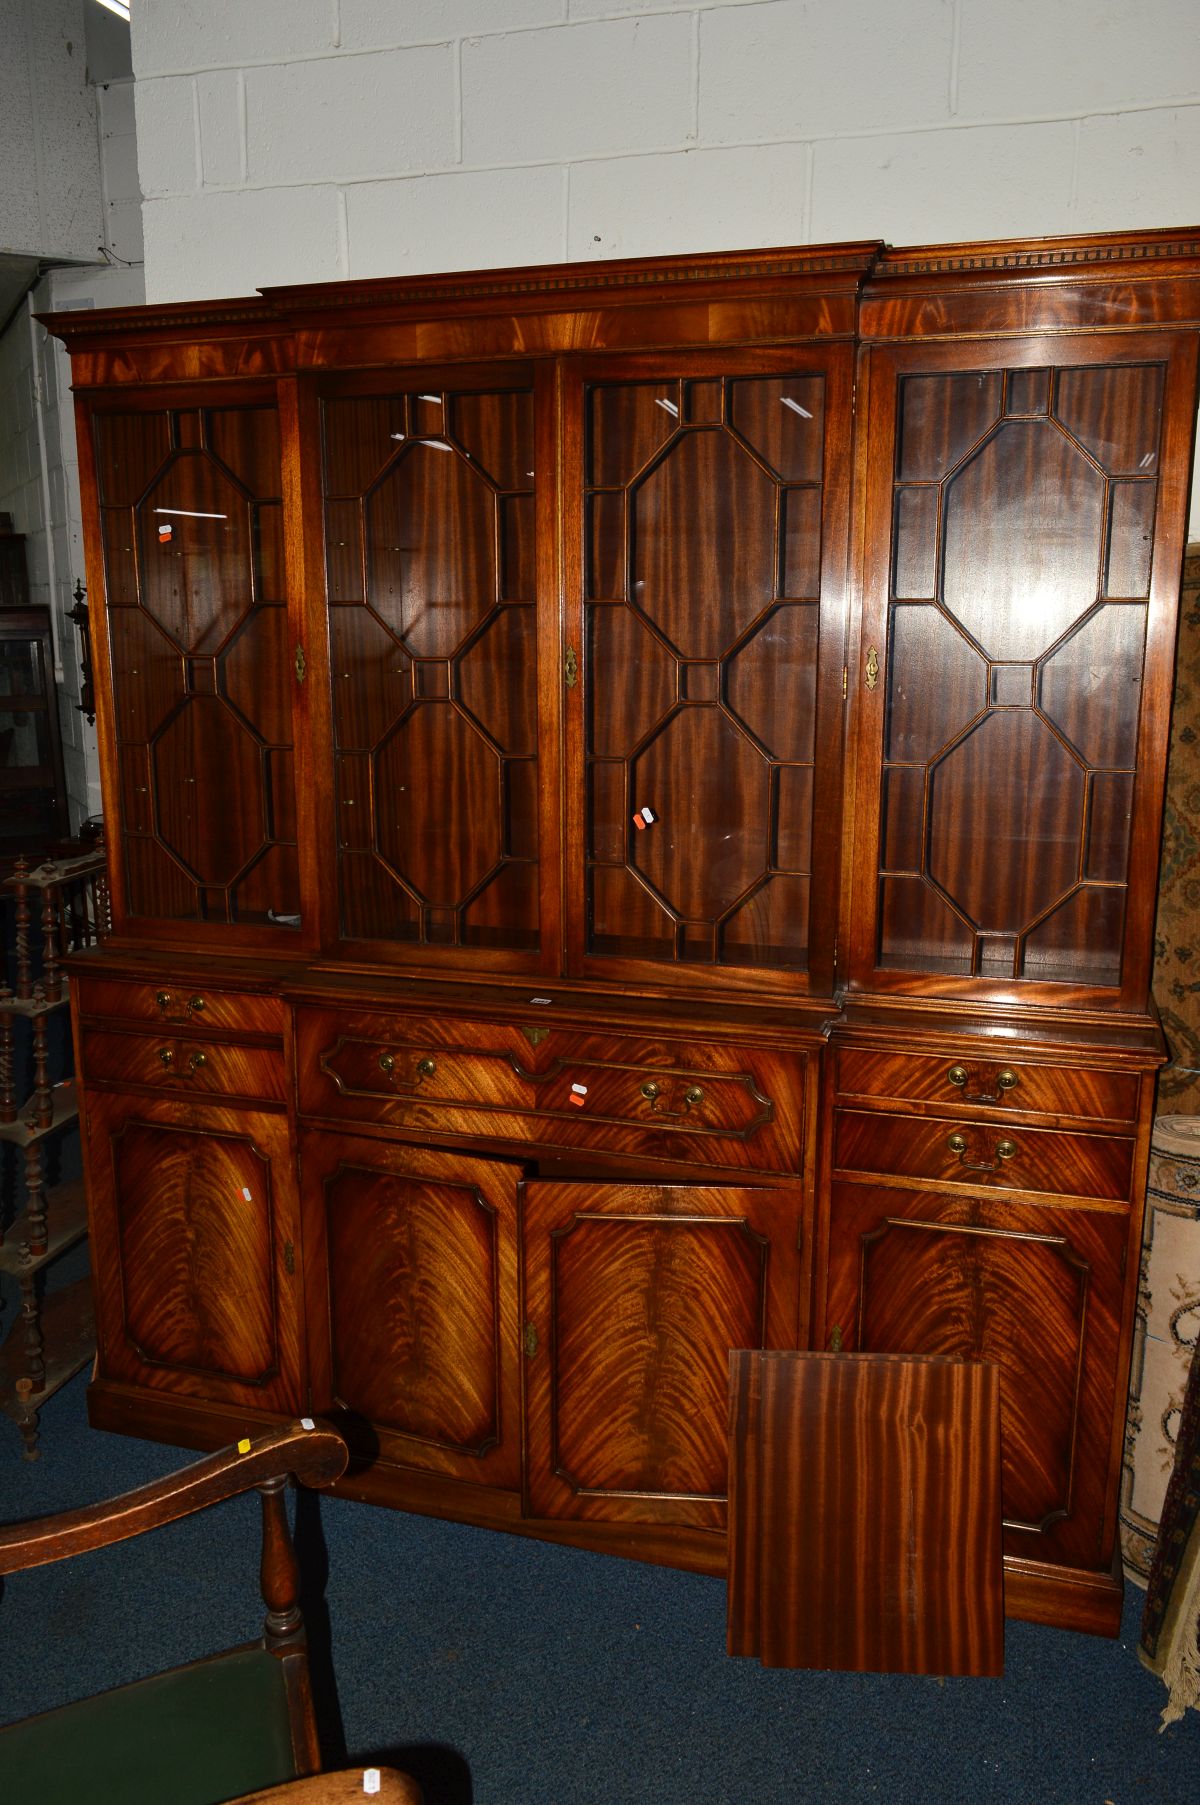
[36,228,1200,349]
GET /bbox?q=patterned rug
[1153,547,1200,1112]
[1140,1330,1200,1724]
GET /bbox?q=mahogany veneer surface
[728,1350,1004,1674]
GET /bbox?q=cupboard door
[570,350,854,995]
[822,1180,1130,1570]
[300,1132,522,1488]
[523,1179,804,1528]
[88,398,301,937]
[321,370,547,967]
[84,1091,303,1413]
[849,334,1197,1008]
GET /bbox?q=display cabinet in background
[44,226,1200,1635]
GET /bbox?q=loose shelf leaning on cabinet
[0,849,109,1456]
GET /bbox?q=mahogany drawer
[832,1107,1134,1204]
[80,1026,287,1105]
[295,1007,807,1175]
[74,976,284,1037]
[834,1046,1139,1126]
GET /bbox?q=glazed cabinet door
[522,1178,804,1529]
[83,1090,303,1413]
[320,367,552,972]
[299,1132,522,1489]
[848,332,1199,1008]
[567,349,855,996]
[83,393,304,943]
[821,1180,1130,1572]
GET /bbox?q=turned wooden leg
[0,1005,14,1130]
[18,1254,45,1395]
[15,1376,40,1460]
[30,999,53,1133]
[258,1473,304,1648]
[24,1140,47,1260]
[12,863,32,1002]
[41,880,62,1004]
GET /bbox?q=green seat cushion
[0,1645,302,1805]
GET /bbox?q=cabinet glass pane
[876,362,1164,986]
[584,374,825,970]
[323,386,539,951]
[94,406,299,927]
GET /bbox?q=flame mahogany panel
[822,1181,1129,1569]
[523,1179,804,1529]
[299,1133,521,1488]
[83,1092,302,1413]
[728,1350,1003,1675]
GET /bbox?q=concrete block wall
[0,0,103,262]
[0,27,145,831]
[130,0,1200,300]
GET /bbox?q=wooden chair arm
[0,1422,348,1576]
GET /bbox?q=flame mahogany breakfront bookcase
[45,227,1200,1637]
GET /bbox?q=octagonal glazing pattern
[585,372,826,970]
[94,404,298,927]
[323,384,539,952]
[875,360,1166,985]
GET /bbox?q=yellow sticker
[237,1437,251,1454]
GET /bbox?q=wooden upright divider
[728,1349,1004,1675]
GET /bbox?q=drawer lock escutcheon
[947,1130,1017,1172]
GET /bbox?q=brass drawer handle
[947,1130,1017,1172]
[158,1047,208,1078]
[155,991,206,1018]
[378,1052,435,1083]
[639,1080,704,1117]
[946,1064,1019,1104]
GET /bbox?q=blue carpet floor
[1,1360,1197,1805]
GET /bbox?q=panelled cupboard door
[299,1133,522,1488]
[319,366,555,973]
[848,331,1200,1009]
[81,392,304,945]
[83,1091,303,1413]
[821,1180,1130,1570]
[565,349,855,996]
[522,1179,804,1528]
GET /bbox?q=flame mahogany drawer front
[834,1047,1139,1126]
[832,1107,1134,1204]
[74,976,285,1037]
[80,1025,287,1105]
[295,1006,807,1174]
